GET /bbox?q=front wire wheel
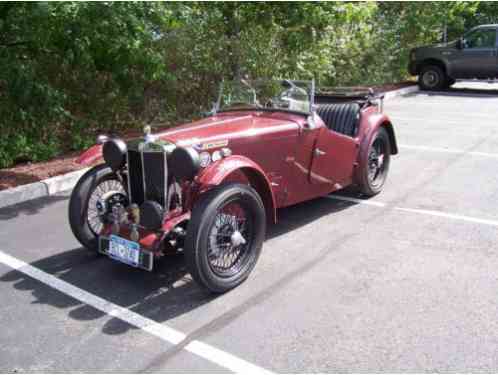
[207,201,253,277]
[185,183,266,293]
[68,164,127,251]
[87,179,127,235]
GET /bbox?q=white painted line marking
[399,144,498,159]
[387,108,498,121]
[0,250,272,374]
[328,195,498,228]
[325,195,386,207]
[393,207,498,227]
[389,115,496,126]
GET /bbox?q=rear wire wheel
[358,127,391,196]
[185,183,266,293]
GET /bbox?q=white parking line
[393,206,498,227]
[327,194,386,207]
[0,250,272,375]
[387,109,498,120]
[399,144,498,159]
[327,195,498,227]
[389,115,497,126]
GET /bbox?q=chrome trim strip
[145,250,154,271]
[140,148,147,203]
[163,148,168,210]
[126,151,133,204]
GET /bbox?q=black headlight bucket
[169,147,201,180]
[103,138,127,171]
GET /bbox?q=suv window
[464,28,497,49]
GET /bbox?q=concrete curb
[382,84,419,100]
[0,168,89,209]
[0,84,420,210]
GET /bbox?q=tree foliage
[1,1,497,168]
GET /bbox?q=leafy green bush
[1,2,497,169]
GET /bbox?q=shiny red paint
[162,210,190,233]
[196,154,277,222]
[79,105,396,238]
[77,144,102,165]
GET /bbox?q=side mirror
[456,38,464,49]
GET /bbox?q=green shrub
[1,2,496,169]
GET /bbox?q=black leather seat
[316,103,360,137]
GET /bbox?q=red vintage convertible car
[69,79,397,293]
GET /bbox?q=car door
[451,27,498,78]
[309,125,357,188]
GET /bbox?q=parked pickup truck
[409,24,498,90]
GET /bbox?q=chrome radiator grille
[126,148,168,207]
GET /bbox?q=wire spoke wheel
[367,138,387,188]
[185,183,266,293]
[207,201,253,278]
[86,178,127,235]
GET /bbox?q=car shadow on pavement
[268,190,358,240]
[0,190,360,337]
[0,193,69,221]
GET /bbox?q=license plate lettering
[108,235,140,267]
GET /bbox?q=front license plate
[108,235,140,267]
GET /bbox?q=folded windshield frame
[214,79,315,116]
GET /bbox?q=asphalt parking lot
[2,81,498,372]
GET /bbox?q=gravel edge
[0,84,419,209]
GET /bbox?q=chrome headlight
[199,152,212,168]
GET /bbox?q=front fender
[77,144,103,165]
[196,155,277,223]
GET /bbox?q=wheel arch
[417,58,449,76]
[354,113,398,186]
[196,155,277,224]
[380,121,398,155]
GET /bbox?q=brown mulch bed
[0,81,416,191]
[0,124,172,191]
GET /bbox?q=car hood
[156,111,304,148]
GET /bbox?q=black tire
[68,164,125,251]
[419,65,447,91]
[185,183,266,293]
[358,127,391,197]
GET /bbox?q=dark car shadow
[0,189,361,337]
[0,193,69,221]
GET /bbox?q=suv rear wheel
[419,65,447,91]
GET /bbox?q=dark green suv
[409,24,498,90]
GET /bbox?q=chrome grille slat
[127,146,168,208]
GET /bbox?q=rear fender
[354,110,398,184]
[196,155,277,223]
[357,111,398,155]
[77,144,103,165]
